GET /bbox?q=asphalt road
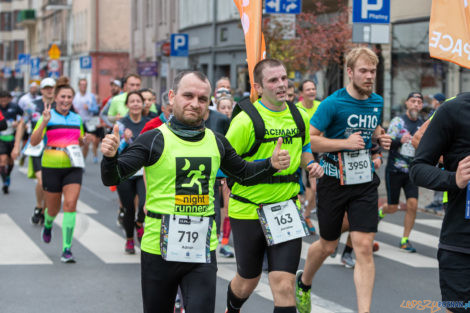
[0,156,444,313]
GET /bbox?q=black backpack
[231,96,306,158]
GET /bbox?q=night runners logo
[175,157,211,213]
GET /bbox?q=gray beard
[353,82,372,97]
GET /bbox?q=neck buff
[166,115,205,139]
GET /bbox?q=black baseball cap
[407,92,423,100]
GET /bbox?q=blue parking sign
[353,0,390,24]
[171,34,189,57]
[30,57,40,76]
[18,53,30,66]
[80,56,92,69]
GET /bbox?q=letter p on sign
[362,0,383,19]
[171,34,189,57]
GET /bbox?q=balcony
[18,9,36,27]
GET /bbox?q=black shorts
[141,250,217,313]
[317,173,380,241]
[385,170,419,205]
[31,156,42,173]
[230,218,302,279]
[42,167,83,193]
[0,140,14,156]
[90,127,105,139]
[438,249,470,313]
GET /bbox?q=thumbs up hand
[101,124,121,157]
[271,137,291,171]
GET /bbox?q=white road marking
[0,214,52,265]
[54,213,140,264]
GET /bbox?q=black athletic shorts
[385,170,419,205]
[141,250,217,313]
[0,140,14,155]
[31,156,42,173]
[42,167,83,193]
[230,218,302,279]
[91,127,105,139]
[438,249,470,313]
[317,173,380,241]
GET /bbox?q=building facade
[19,0,130,102]
[0,0,28,91]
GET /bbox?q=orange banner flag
[233,0,267,102]
[429,0,470,69]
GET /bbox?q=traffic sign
[18,53,30,66]
[161,42,171,57]
[265,0,301,14]
[48,44,61,59]
[80,56,92,69]
[170,34,189,57]
[3,67,12,78]
[30,57,40,77]
[48,59,60,72]
[15,63,23,78]
[137,61,158,77]
[353,0,390,24]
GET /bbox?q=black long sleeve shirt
[101,128,278,187]
[410,93,470,253]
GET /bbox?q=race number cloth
[338,149,373,185]
[65,145,85,168]
[23,140,44,157]
[160,215,212,263]
[257,200,309,246]
[400,142,416,158]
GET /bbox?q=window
[13,10,22,30]
[1,12,12,31]
[146,0,152,27]
[13,40,24,59]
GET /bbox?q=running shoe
[136,223,144,243]
[295,270,311,313]
[304,217,316,235]
[219,245,234,258]
[372,241,380,253]
[400,239,417,253]
[31,207,44,225]
[61,248,76,263]
[341,252,356,268]
[93,156,99,164]
[42,226,52,243]
[378,206,385,222]
[330,246,338,258]
[2,185,8,194]
[125,239,135,254]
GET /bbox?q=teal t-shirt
[311,88,383,178]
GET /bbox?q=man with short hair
[101,70,291,313]
[108,74,143,121]
[286,80,296,103]
[295,47,391,313]
[18,82,41,112]
[211,77,232,110]
[378,92,424,252]
[224,59,324,313]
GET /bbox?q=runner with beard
[378,92,424,252]
[295,47,391,313]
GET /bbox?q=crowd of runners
[0,46,469,313]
